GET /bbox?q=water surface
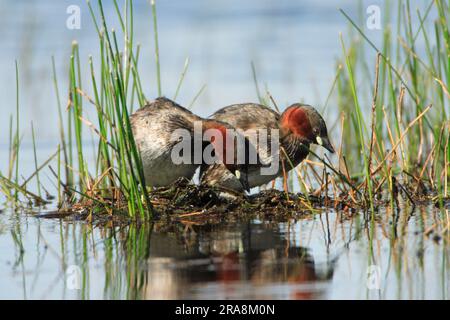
[1,205,448,299]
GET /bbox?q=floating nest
[147,178,327,224]
[34,177,450,226]
[35,178,335,225]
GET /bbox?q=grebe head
[280,104,334,153]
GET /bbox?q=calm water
[0,1,446,300]
[1,205,449,299]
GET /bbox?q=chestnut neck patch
[281,106,314,141]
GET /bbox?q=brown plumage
[200,103,334,192]
[130,97,252,189]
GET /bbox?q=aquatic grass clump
[0,0,158,219]
[61,0,158,219]
[313,1,450,211]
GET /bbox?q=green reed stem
[151,0,161,96]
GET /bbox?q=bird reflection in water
[119,221,334,300]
